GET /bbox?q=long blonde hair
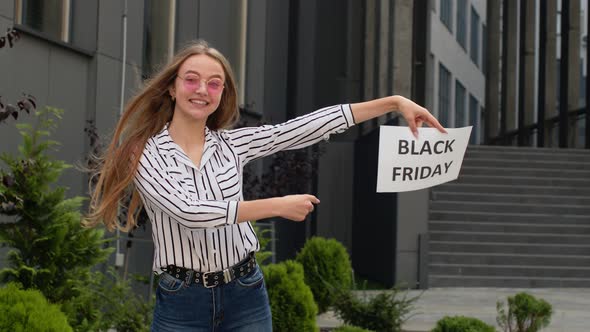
[85,40,239,232]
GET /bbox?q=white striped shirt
[134,104,356,273]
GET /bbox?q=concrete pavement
[317,288,590,331]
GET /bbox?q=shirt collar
[154,124,219,170]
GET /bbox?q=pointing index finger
[306,195,320,204]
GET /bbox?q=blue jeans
[151,264,272,331]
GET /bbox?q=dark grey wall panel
[197,0,242,68]
[97,0,143,66]
[125,0,144,67]
[0,1,14,19]
[292,0,318,116]
[94,54,121,137]
[71,0,98,52]
[317,142,355,250]
[0,35,90,197]
[262,0,290,122]
[46,47,89,196]
[0,37,51,156]
[315,0,348,107]
[244,0,266,115]
[176,0,199,47]
[97,0,123,58]
[94,54,128,137]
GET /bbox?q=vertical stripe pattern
[134,104,355,273]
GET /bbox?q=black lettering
[420,166,432,179]
[399,140,409,154]
[403,167,413,181]
[434,141,445,154]
[411,141,420,155]
[445,139,455,153]
[420,141,432,155]
[444,161,453,173]
[392,167,402,181]
[432,164,442,176]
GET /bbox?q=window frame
[470,5,480,67]
[469,94,479,144]
[455,80,466,127]
[440,0,454,33]
[456,0,467,50]
[15,0,72,43]
[142,0,177,78]
[438,62,452,127]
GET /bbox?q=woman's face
[170,54,226,123]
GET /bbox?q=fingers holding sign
[397,97,447,138]
[350,95,447,138]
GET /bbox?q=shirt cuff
[226,201,239,225]
[341,104,356,127]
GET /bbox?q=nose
[195,79,208,94]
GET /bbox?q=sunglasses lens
[179,75,224,94]
[207,80,223,92]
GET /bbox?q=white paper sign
[377,126,472,192]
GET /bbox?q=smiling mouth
[189,99,209,106]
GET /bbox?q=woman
[86,40,445,331]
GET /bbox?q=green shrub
[0,108,153,331]
[333,325,374,332]
[0,107,112,330]
[333,287,420,332]
[432,315,495,332]
[60,268,155,332]
[295,236,352,313]
[262,260,318,332]
[497,292,552,332]
[0,282,73,332]
[252,222,273,266]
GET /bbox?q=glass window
[480,106,486,144]
[440,0,453,32]
[469,94,479,144]
[470,6,480,67]
[439,63,452,127]
[456,0,467,49]
[580,62,586,105]
[455,80,466,127]
[482,24,487,74]
[143,0,176,78]
[16,0,71,42]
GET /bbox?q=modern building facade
[3,0,587,291]
[0,0,436,288]
[428,0,487,144]
[484,0,588,149]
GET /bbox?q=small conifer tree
[0,107,112,329]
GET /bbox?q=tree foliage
[432,315,495,332]
[262,260,318,332]
[295,236,353,313]
[0,107,113,329]
[333,287,420,332]
[0,282,73,332]
[497,292,553,332]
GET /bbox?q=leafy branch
[0,94,36,124]
[0,27,19,49]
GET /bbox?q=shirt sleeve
[134,143,239,229]
[224,104,355,165]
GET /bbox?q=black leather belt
[161,253,257,288]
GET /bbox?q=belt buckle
[203,272,218,288]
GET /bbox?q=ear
[168,86,176,100]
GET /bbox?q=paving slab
[318,288,590,332]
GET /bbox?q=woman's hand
[275,194,320,222]
[350,95,447,137]
[396,96,447,137]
